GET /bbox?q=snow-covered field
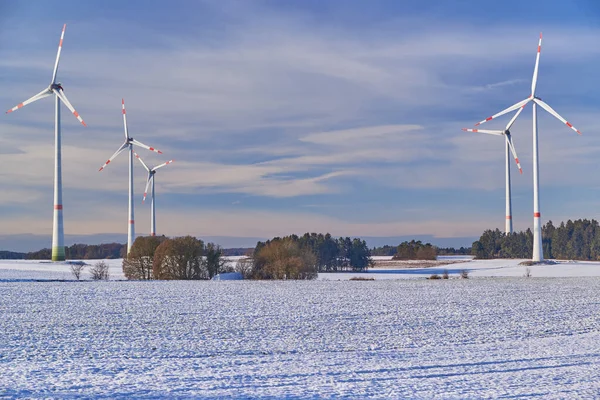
[1,259,600,398]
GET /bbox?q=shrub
[428,274,441,280]
[460,269,469,279]
[442,269,449,279]
[70,263,85,280]
[349,276,375,281]
[90,261,110,280]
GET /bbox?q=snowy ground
[1,259,600,398]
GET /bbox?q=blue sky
[1,0,600,249]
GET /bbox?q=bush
[428,274,441,280]
[460,269,469,279]
[349,276,374,281]
[90,261,110,280]
[442,269,449,279]
[70,263,85,280]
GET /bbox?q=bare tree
[123,235,167,280]
[90,261,110,280]
[70,263,85,280]
[235,257,253,279]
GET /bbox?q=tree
[153,236,205,280]
[70,262,85,280]
[235,257,253,279]
[204,243,227,279]
[253,238,317,280]
[122,235,168,280]
[90,261,110,280]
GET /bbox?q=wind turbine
[134,153,174,237]
[99,99,162,255]
[462,108,524,234]
[5,24,86,262]
[471,33,581,262]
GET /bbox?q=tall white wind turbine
[462,108,524,234]
[134,153,174,237]
[471,33,581,262]
[99,99,162,255]
[5,24,86,261]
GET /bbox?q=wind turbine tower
[99,100,162,255]
[5,24,86,261]
[472,33,582,262]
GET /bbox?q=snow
[212,272,244,280]
[1,258,600,398]
[320,257,600,280]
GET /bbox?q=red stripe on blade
[534,212,541,218]
[129,220,134,224]
[506,216,512,220]
[54,205,63,210]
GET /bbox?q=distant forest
[4,238,473,262]
[4,244,253,260]
[472,219,600,260]
[370,243,471,257]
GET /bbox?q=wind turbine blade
[54,89,86,126]
[533,98,581,135]
[505,133,523,174]
[134,152,151,172]
[531,33,542,97]
[131,139,162,154]
[6,88,52,114]
[143,174,152,203]
[99,142,128,171]
[462,128,505,136]
[51,24,66,84]
[122,99,129,139]
[152,159,174,171]
[474,98,531,126]
[505,104,526,131]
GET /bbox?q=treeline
[371,244,472,257]
[0,251,26,260]
[437,247,472,255]
[26,243,126,260]
[22,243,250,260]
[472,219,600,260]
[251,233,372,279]
[370,245,397,256]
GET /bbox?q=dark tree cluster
[392,240,437,260]
[251,233,372,279]
[472,219,600,260]
[0,251,26,260]
[437,246,472,256]
[370,245,397,256]
[26,243,126,260]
